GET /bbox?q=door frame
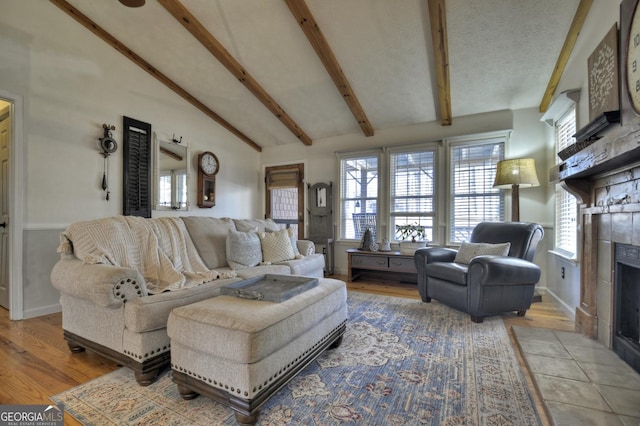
[1,90,25,320]
[264,162,305,239]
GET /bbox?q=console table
[347,248,417,283]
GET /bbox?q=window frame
[387,143,439,243]
[446,135,506,245]
[336,131,509,245]
[337,149,382,242]
[554,107,578,258]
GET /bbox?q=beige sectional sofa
[50,215,324,385]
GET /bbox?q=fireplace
[613,243,640,374]
[551,116,640,371]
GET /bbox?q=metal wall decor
[99,123,117,201]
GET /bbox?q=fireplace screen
[613,244,640,374]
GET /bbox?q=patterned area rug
[51,291,539,425]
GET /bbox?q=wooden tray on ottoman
[221,274,318,302]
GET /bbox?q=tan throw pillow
[454,242,511,264]
[259,229,295,263]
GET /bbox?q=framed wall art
[588,24,619,122]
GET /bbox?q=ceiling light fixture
[119,0,145,7]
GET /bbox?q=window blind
[339,153,379,240]
[555,108,577,255]
[449,140,504,243]
[389,148,435,241]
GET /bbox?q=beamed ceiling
[50,0,590,152]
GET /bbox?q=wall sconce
[493,158,540,222]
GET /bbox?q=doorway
[0,90,25,320]
[0,101,10,310]
[265,164,304,239]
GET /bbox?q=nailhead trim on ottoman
[167,277,347,425]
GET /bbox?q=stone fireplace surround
[553,117,640,361]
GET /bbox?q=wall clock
[197,151,218,208]
[621,0,640,123]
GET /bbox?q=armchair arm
[467,255,541,286]
[51,258,147,308]
[414,246,457,265]
[414,246,458,302]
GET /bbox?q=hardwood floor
[0,275,574,425]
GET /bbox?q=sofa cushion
[454,242,511,264]
[259,229,295,263]
[233,218,280,233]
[279,254,324,277]
[226,229,262,269]
[124,277,241,333]
[182,217,236,269]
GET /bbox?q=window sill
[549,249,580,265]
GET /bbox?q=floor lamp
[493,158,540,222]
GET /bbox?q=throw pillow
[259,229,295,263]
[226,229,262,269]
[287,228,303,258]
[454,242,511,264]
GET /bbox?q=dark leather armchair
[414,222,544,323]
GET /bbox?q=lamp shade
[493,158,540,188]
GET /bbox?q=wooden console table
[347,248,417,283]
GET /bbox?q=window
[449,139,505,243]
[158,170,187,209]
[389,147,436,242]
[555,108,578,255]
[339,152,379,241]
[337,132,507,244]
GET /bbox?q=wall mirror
[153,132,190,211]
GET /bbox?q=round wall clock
[627,0,640,114]
[199,151,219,176]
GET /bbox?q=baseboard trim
[23,303,61,319]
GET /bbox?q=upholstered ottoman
[167,277,347,425]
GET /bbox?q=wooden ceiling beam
[158,0,313,146]
[428,0,452,126]
[49,0,262,152]
[539,0,592,113]
[284,0,374,137]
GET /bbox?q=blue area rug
[51,291,540,425]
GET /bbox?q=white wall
[541,0,621,319]
[0,1,261,317]
[0,0,617,317]
[261,108,552,281]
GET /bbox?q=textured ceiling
[59,0,582,149]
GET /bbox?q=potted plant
[395,223,428,253]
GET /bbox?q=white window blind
[389,148,435,242]
[449,140,504,243]
[555,108,577,255]
[339,153,379,241]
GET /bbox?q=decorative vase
[399,241,425,254]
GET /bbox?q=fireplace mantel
[552,116,640,182]
[550,116,640,341]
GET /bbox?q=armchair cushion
[453,242,511,264]
[426,262,469,285]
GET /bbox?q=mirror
[154,133,190,210]
[316,187,327,207]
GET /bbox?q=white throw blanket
[59,216,235,294]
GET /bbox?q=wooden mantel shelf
[550,116,640,184]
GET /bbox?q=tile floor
[512,326,640,426]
